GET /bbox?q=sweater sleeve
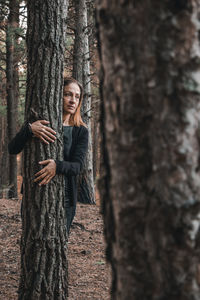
[8,122,33,154]
[55,127,88,176]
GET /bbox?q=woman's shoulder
[73,125,88,135]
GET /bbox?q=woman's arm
[8,122,33,154]
[8,120,57,155]
[34,127,89,185]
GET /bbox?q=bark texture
[73,0,95,204]
[6,0,19,198]
[19,1,68,299]
[97,1,200,299]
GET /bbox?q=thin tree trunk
[73,0,95,204]
[92,112,99,182]
[72,0,83,83]
[97,1,200,299]
[19,1,68,299]
[6,0,19,198]
[0,107,9,198]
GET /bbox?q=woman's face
[63,82,81,115]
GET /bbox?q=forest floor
[0,177,111,300]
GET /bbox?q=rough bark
[92,111,100,183]
[6,0,19,198]
[72,0,84,83]
[73,0,95,204]
[19,1,68,299]
[97,1,200,299]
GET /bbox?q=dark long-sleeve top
[8,122,89,206]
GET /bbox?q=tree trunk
[6,0,19,198]
[0,3,9,197]
[19,1,68,299]
[97,2,200,299]
[73,0,95,204]
[92,111,100,183]
[0,106,9,198]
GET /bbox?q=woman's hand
[34,159,56,185]
[30,120,56,144]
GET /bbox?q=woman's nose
[70,95,76,103]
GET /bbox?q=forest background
[0,0,100,202]
[0,1,107,299]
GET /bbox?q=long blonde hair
[64,77,87,127]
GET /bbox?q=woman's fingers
[39,122,56,136]
[34,174,54,185]
[39,132,54,143]
[39,136,49,144]
[35,173,54,185]
[40,120,50,125]
[31,120,56,143]
[40,130,56,142]
[34,172,46,182]
[39,175,52,186]
[44,126,56,136]
[34,163,49,177]
[34,168,46,177]
[39,160,51,165]
[34,175,43,183]
[34,160,55,185]
[43,129,56,139]
[35,161,53,175]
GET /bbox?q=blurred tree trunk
[19,0,68,299]
[97,1,200,299]
[6,0,19,198]
[73,0,95,204]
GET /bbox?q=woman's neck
[63,113,71,126]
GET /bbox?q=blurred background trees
[0,0,26,198]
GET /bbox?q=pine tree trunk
[92,113,100,183]
[97,2,200,299]
[73,0,95,204]
[19,1,68,299]
[0,109,9,198]
[72,0,84,83]
[6,0,19,198]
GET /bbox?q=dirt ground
[0,186,111,299]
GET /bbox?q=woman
[8,77,88,234]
